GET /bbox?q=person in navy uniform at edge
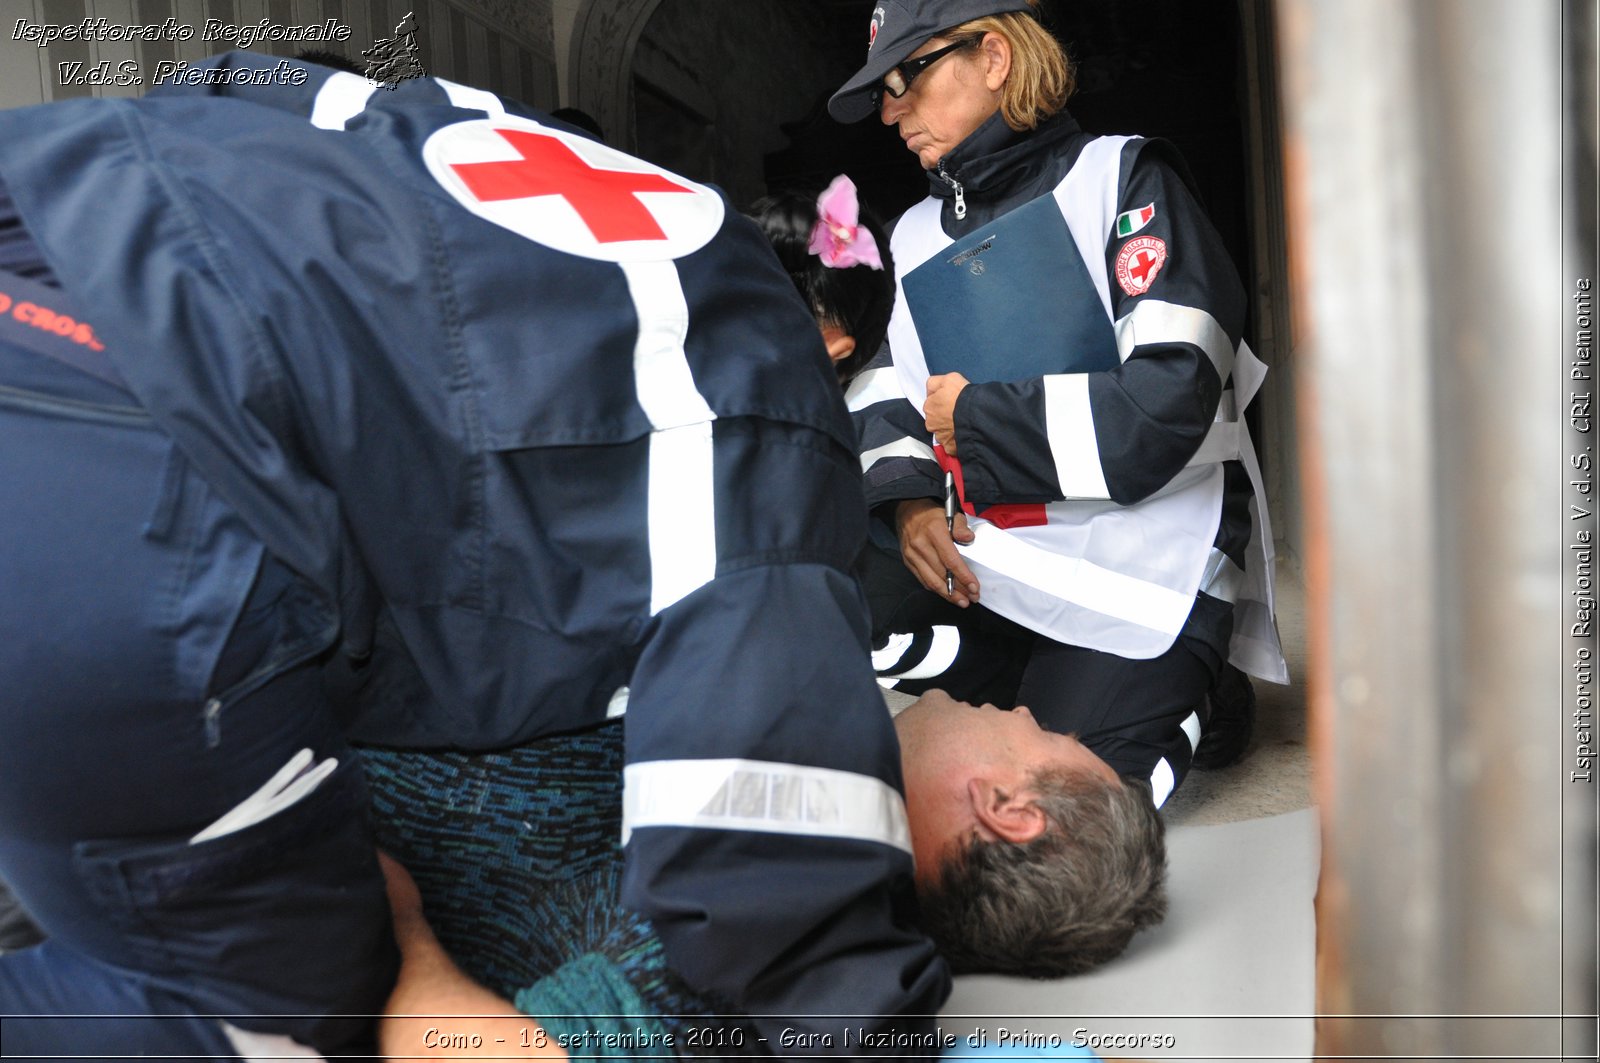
[0,49,947,1060]
[828,0,1291,958]
[0,49,1164,1061]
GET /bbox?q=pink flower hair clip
[808,174,883,270]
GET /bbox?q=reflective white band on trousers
[873,625,963,685]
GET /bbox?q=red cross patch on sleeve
[423,116,725,263]
[1115,235,1168,297]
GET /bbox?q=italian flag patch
[1115,203,1156,238]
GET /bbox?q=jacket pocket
[70,756,397,1017]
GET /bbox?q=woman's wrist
[894,497,939,532]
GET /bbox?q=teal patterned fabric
[360,723,754,1057]
[517,952,676,1058]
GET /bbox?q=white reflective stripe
[622,759,913,855]
[622,260,716,430]
[1232,339,1269,410]
[1113,299,1235,382]
[1186,420,1242,467]
[845,365,904,412]
[1229,398,1289,683]
[1232,617,1289,685]
[434,76,506,117]
[646,424,715,614]
[622,259,717,615]
[879,625,961,680]
[860,435,935,472]
[1050,135,1133,322]
[309,72,378,130]
[220,1023,324,1061]
[1042,374,1110,499]
[606,685,630,719]
[1180,711,1202,754]
[1150,757,1176,808]
[872,631,916,672]
[1117,307,1239,472]
[1199,549,1246,604]
[884,202,943,415]
[961,522,1195,636]
[886,196,954,274]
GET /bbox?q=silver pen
[944,470,956,596]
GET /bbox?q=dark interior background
[744,0,1249,281]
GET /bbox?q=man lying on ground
[365,689,1166,1059]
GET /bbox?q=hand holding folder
[923,372,967,457]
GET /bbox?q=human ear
[968,778,1046,843]
[822,329,857,364]
[980,32,1012,93]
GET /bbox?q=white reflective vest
[878,136,1288,682]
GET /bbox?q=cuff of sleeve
[513,952,678,1056]
[863,461,946,511]
[951,385,1000,502]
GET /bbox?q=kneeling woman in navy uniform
[827,0,1289,963]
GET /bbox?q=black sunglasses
[873,37,980,106]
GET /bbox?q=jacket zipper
[936,161,967,220]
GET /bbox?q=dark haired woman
[748,174,895,385]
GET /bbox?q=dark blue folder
[902,195,1119,383]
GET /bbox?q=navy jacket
[0,52,947,1052]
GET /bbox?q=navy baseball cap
[828,0,1034,123]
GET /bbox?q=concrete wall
[1278,0,1594,1056]
[1237,0,1302,572]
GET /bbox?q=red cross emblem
[450,128,694,243]
[1129,249,1160,284]
[1115,235,1168,297]
[424,117,725,262]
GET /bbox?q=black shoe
[1191,664,1256,770]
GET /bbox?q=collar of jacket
[924,108,1083,199]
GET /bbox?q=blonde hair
[958,2,1074,130]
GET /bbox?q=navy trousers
[858,539,1219,793]
[0,273,396,1059]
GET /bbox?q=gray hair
[916,768,1167,976]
